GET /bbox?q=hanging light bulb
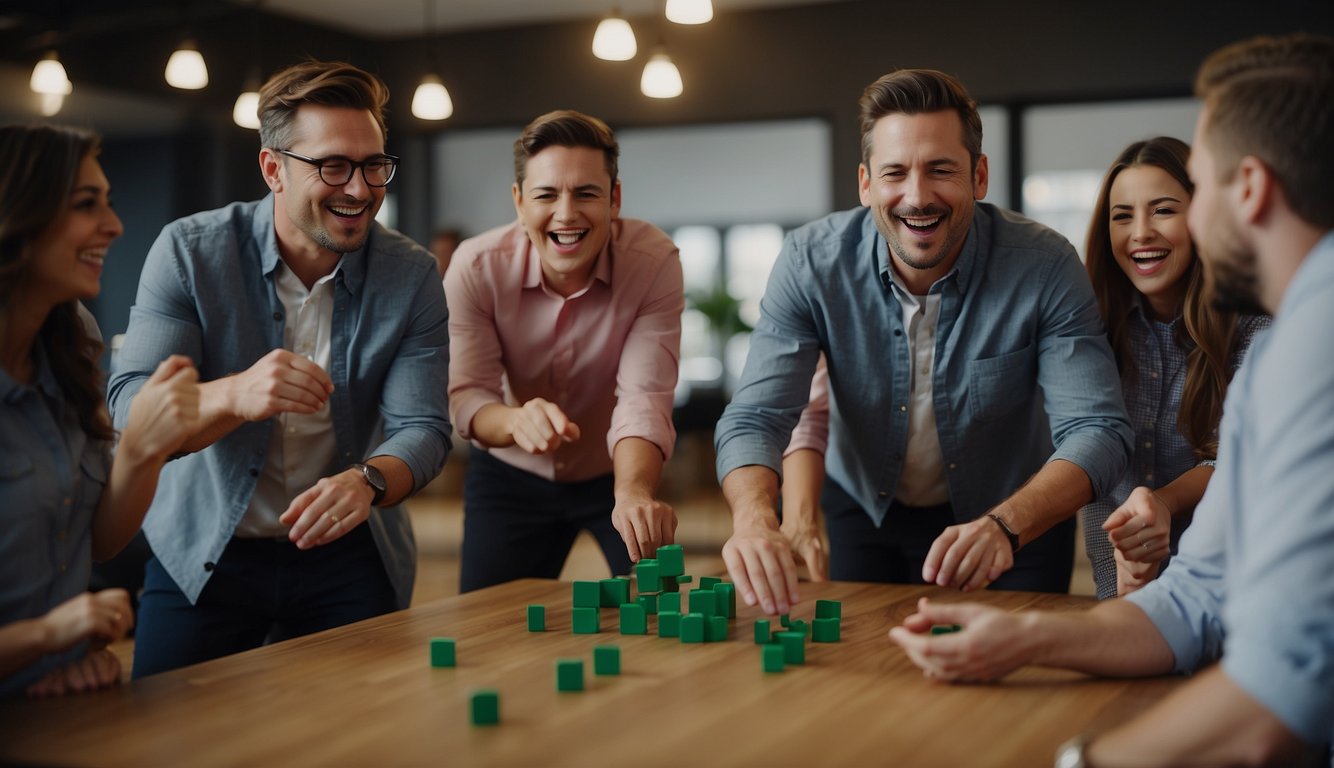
[665,0,713,25]
[412,74,454,120]
[165,40,209,90]
[30,51,72,96]
[640,51,683,99]
[232,88,261,129]
[39,93,66,117]
[592,8,637,61]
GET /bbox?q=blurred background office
[3,0,1329,597]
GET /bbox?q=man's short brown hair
[858,69,982,171]
[258,60,390,151]
[513,110,619,189]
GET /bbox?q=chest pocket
[75,446,109,522]
[968,342,1037,423]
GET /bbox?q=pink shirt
[445,218,683,482]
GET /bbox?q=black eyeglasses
[274,149,399,188]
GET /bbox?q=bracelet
[985,513,1021,553]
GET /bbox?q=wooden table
[0,579,1180,767]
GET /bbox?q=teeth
[77,250,105,264]
[901,216,942,228]
[1132,250,1169,261]
[551,230,586,246]
[329,205,365,216]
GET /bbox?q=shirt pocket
[968,342,1037,423]
[75,445,109,521]
[0,454,42,600]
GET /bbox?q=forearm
[723,465,781,531]
[1030,599,1175,677]
[467,403,519,449]
[177,377,245,453]
[0,617,55,680]
[991,459,1092,548]
[366,455,414,508]
[613,437,665,502]
[1087,666,1316,767]
[780,448,824,531]
[1153,465,1214,519]
[91,448,169,561]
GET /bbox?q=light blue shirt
[108,194,451,609]
[1,341,111,695]
[1127,232,1334,746]
[715,204,1132,527]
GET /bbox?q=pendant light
[165,39,208,89]
[30,51,72,96]
[232,69,262,129]
[412,0,454,120]
[593,7,637,61]
[665,0,713,25]
[640,48,683,98]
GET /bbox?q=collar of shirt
[870,209,982,299]
[254,192,368,295]
[521,220,617,298]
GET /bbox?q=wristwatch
[1054,735,1090,768]
[351,462,387,506]
[986,513,1021,553]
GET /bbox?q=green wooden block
[658,592,681,614]
[600,578,631,608]
[658,610,681,638]
[656,544,685,577]
[527,604,545,632]
[815,599,842,620]
[712,582,736,619]
[699,576,721,589]
[790,619,809,638]
[754,618,771,644]
[676,574,693,586]
[762,644,785,673]
[637,593,658,615]
[779,613,791,628]
[688,589,716,618]
[680,613,705,643]
[660,578,680,593]
[572,606,600,634]
[812,617,840,643]
[556,659,584,692]
[635,559,661,593]
[429,637,456,668]
[930,624,963,635]
[775,630,805,665]
[572,580,600,608]
[619,603,647,635]
[706,615,728,642]
[470,689,499,725]
[593,645,621,676]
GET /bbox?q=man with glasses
[109,60,451,676]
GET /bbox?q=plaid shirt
[1080,303,1268,598]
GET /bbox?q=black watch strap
[986,513,1021,553]
[351,462,387,506]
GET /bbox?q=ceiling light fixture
[30,50,72,96]
[665,0,713,25]
[592,7,637,61]
[412,0,453,120]
[640,49,683,98]
[232,69,262,129]
[165,39,208,89]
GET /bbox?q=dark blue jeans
[459,449,631,593]
[822,478,1074,593]
[132,523,396,678]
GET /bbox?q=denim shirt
[715,203,1132,527]
[1,343,110,695]
[108,194,451,609]
[1127,233,1334,746]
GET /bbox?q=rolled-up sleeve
[608,250,683,460]
[783,355,829,457]
[443,247,506,442]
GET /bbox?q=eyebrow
[530,183,605,194]
[876,158,961,172]
[70,184,107,196]
[1110,195,1183,210]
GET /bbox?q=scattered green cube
[656,544,685,577]
[676,574,693,586]
[660,578,680,593]
[619,603,647,635]
[593,645,621,676]
[658,610,681,638]
[635,559,661,593]
[573,606,600,634]
[775,630,805,665]
[572,581,600,608]
[470,689,499,725]
[779,613,791,627]
[680,613,705,643]
[637,593,658,615]
[556,659,584,692]
[762,644,785,673]
[429,637,456,668]
[930,624,963,635]
[699,576,721,589]
[527,604,545,632]
[600,578,631,608]
[688,588,716,618]
[815,599,842,620]
[790,619,809,638]
[812,617,840,643]
[706,615,728,642]
[658,592,681,614]
[712,582,736,618]
[754,618,771,644]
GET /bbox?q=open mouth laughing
[548,229,589,250]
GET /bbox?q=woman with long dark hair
[1081,136,1266,598]
[0,124,200,695]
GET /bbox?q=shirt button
[949,463,957,469]
[249,468,259,477]
[204,561,215,572]
[1151,372,1159,379]
[878,491,888,498]
[1143,441,1153,449]
[900,405,907,412]
[62,497,72,506]
[1145,473,1154,483]
[273,312,283,321]
[555,462,566,471]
